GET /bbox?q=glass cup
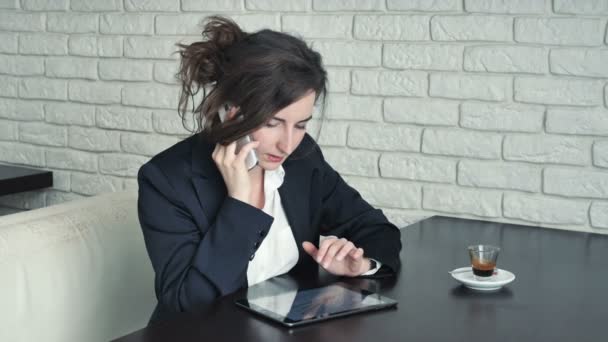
[467,245,500,281]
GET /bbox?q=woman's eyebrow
[272,115,313,123]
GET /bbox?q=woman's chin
[258,160,282,171]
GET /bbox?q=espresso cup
[467,245,500,281]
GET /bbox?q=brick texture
[0,2,606,234]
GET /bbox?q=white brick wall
[464,46,548,74]
[1,1,607,234]
[504,135,591,165]
[460,102,544,132]
[354,15,429,41]
[283,15,352,39]
[431,15,513,42]
[515,17,605,46]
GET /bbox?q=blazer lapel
[279,158,315,268]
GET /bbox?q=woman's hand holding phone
[217,104,259,171]
[212,140,259,205]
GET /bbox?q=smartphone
[218,104,258,170]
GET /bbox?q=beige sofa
[0,191,156,342]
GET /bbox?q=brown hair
[176,16,327,144]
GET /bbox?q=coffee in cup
[467,245,500,280]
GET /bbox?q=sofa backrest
[0,191,156,342]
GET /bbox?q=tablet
[235,282,397,327]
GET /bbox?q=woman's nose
[278,129,294,155]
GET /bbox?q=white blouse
[247,166,298,286]
[246,166,381,287]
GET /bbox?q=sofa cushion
[0,191,155,342]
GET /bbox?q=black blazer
[137,133,401,323]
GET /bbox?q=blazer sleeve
[137,161,274,315]
[317,148,402,275]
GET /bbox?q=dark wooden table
[113,216,608,342]
[0,163,53,196]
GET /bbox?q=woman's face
[250,91,316,171]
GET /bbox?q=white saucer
[450,267,515,291]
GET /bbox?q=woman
[137,16,401,324]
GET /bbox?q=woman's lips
[266,154,284,163]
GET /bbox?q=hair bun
[202,16,246,54]
[178,16,245,83]
[176,16,245,120]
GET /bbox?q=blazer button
[254,241,260,249]
[258,230,266,237]
[249,253,255,260]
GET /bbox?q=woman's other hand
[212,140,259,205]
[302,238,370,277]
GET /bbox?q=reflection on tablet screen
[248,284,385,323]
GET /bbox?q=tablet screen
[235,282,397,327]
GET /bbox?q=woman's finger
[335,240,355,261]
[315,237,337,263]
[212,143,220,159]
[348,248,364,260]
[321,238,347,268]
[301,241,318,258]
[222,141,237,164]
[212,143,225,164]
